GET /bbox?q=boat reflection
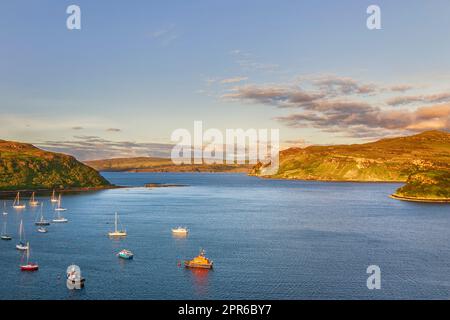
[186,267,211,296]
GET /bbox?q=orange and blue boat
[184,249,213,269]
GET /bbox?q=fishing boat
[35,203,50,226]
[29,192,39,207]
[50,190,58,203]
[2,201,8,215]
[184,249,213,269]
[20,243,39,271]
[172,226,189,235]
[108,212,127,237]
[1,213,12,240]
[54,194,67,211]
[117,249,134,259]
[66,265,85,290]
[12,192,26,209]
[37,227,48,233]
[16,220,29,250]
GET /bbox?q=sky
[1,0,450,160]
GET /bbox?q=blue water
[1,173,449,300]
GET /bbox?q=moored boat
[172,226,189,235]
[108,212,127,237]
[29,192,39,207]
[117,249,134,259]
[184,249,213,269]
[12,192,26,209]
[20,242,38,271]
[37,227,48,233]
[1,211,12,240]
[35,203,50,226]
[54,194,67,211]
[50,190,58,203]
[16,220,28,250]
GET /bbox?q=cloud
[389,84,415,92]
[230,49,279,72]
[387,92,450,106]
[220,76,248,84]
[71,126,83,130]
[106,128,121,132]
[313,75,378,95]
[37,136,174,161]
[220,75,450,139]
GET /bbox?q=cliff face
[0,140,111,191]
[251,131,450,201]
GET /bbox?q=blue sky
[1,0,450,159]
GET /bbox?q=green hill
[251,130,450,201]
[0,140,111,191]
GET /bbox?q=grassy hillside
[392,170,450,202]
[251,130,450,201]
[0,140,111,191]
[85,157,252,173]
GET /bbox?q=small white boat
[16,220,29,250]
[37,227,48,233]
[29,192,39,207]
[53,206,68,223]
[172,226,189,235]
[54,194,67,211]
[108,212,127,237]
[12,192,26,209]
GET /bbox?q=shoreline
[0,185,121,196]
[390,194,450,203]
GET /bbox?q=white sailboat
[52,208,68,223]
[35,203,50,226]
[16,219,28,250]
[50,190,58,203]
[108,212,127,237]
[55,194,67,212]
[12,192,26,209]
[29,192,39,207]
[2,201,8,215]
[1,213,12,240]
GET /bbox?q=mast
[115,212,118,233]
[19,220,23,241]
[26,243,30,264]
[40,203,44,221]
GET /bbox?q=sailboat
[50,190,58,203]
[108,212,127,237]
[1,213,12,240]
[35,203,50,226]
[20,242,39,271]
[29,192,39,207]
[12,192,26,209]
[55,194,67,212]
[16,220,29,250]
[52,208,68,223]
[2,201,8,215]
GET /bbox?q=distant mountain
[251,130,450,202]
[0,140,111,191]
[85,157,252,173]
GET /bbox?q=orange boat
[184,249,213,269]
